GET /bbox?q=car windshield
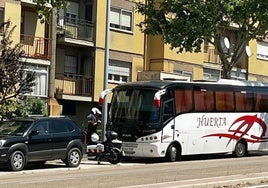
[0,120,33,136]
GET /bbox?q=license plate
[123,147,134,151]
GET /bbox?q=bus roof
[114,79,268,91]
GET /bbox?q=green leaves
[0,97,47,122]
[0,20,36,107]
[135,0,268,78]
[33,0,67,23]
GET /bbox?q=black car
[0,116,86,171]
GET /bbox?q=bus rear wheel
[165,145,178,162]
[234,140,247,157]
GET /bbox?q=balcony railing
[55,73,93,97]
[204,45,221,64]
[58,17,94,41]
[20,34,51,60]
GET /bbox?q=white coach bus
[99,79,268,162]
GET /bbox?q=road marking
[245,185,268,188]
[118,173,268,188]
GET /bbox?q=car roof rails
[26,114,46,117]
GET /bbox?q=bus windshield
[110,89,160,128]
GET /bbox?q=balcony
[55,73,93,101]
[57,17,94,46]
[204,45,221,64]
[20,34,51,60]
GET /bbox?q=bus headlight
[140,136,159,142]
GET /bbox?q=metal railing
[55,73,93,97]
[204,45,221,64]
[20,34,51,60]
[58,17,94,41]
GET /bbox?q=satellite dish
[223,37,230,49]
[245,45,252,57]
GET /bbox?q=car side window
[63,120,76,132]
[34,121,49,135]
[50,119,69,133]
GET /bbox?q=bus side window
[235,91,253,111]
[194,89,214,111]
[258,93,268,112]
[215,91,234,111]
[255,93,262,111]
[175,89,193,113]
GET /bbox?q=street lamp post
[102,0,111,141]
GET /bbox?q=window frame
[108,60,131,84]
[0,7,4,33]
[24,64,49,97]
[257,41,268,61]
[64,55,78,75]
[110,7,133,33]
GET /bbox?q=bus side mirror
[99,89,112,106]
[171,125,174,129]
[153,89,166,108]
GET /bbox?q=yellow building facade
[2,0,268,125]
[1,0,51,113]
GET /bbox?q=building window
[257,41,268,61]
[0,8,4,33]
[230,68,246,80]
[108,60,131,84]
[66,13,77,25]
[65,1,79,25]
[64,55,78,75]
[174,70,193,81]
[203,68,220,81]
[110,8,133,32]
[25,64,48,97]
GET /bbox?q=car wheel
[63,147,82,167]
[8,150,25,171]
[165,145,178,162]
[234,141,247,157]
[108,148,122,164]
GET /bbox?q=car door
[27,120,53,161]
[50,119,72,158]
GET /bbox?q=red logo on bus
[203,115,268,146]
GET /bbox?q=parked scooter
[86,129,123,164]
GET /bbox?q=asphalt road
[1,154,268,188]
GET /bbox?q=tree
[136,0,268,78]
[33,0,67,23]
[0,20,36,121]
[18,96,47,116]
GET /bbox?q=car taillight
[83,132,87,144]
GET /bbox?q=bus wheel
[234,141,247,157]
[165,145,177,162]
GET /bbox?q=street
[1,154,268,188]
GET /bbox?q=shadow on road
[0,161,67,172]
[120,153,266,164]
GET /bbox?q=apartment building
[141,27,268,83]
[2,1,50,102]
[54,0,144,125]
[2,0,268,125]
